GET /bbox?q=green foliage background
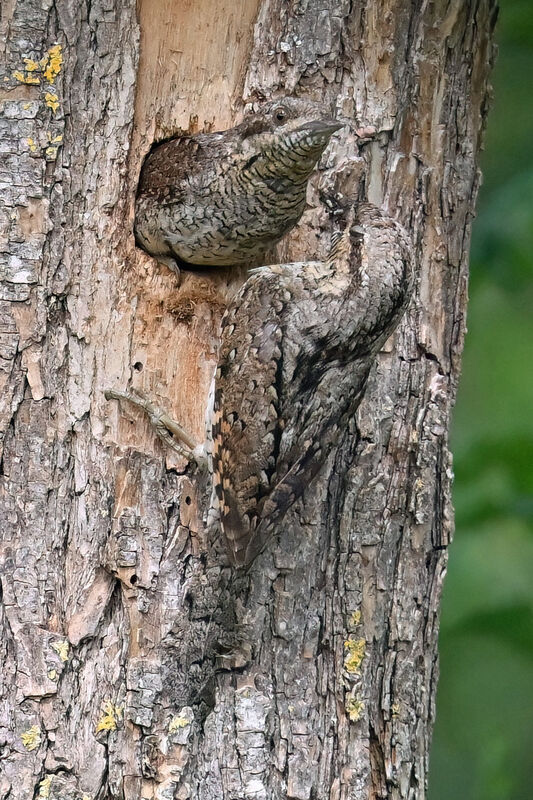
[429,2,533,797]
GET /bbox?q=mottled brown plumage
[108,204,413,568]
[212,204,414,565]
[134,98,341,272]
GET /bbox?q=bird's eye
[274,107,287,123]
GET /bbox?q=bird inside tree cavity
[134,98,342,275]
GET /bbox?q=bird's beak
[297,119,344,136]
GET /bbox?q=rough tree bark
[0,2,496,799]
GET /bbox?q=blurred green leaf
[431,637,533,800]
[447,604,533,658]
[440,521,533,628]
[471,170,533,295]
[452,283,533,448]
[452,435,533,527]
[430,1,533,798]
[501,0,533,46]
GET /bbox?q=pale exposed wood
[136,0,261,136]
[0,1,496,799]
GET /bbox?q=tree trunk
[0,1,496,799]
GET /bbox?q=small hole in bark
[130,574,138,585]
[185,495,192,505]
[133,361,143,372]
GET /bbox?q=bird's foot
[104,387,206,467]
[156,254,182,284]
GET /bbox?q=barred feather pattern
[134,98,341,269]
[211,203,414,566]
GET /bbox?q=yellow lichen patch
[45,133,63,160]
[344,637,366,674]
[27,138,38,153]
[82,795,92,800]
[38,776,52,798]
[44,92,59,114]
[345,696,364,722]
[42,45,63,84]
[350,610,361,627]
[24,58,40,72]
[392,702,401,718]
[47,669,58,681]
[12,45,62,92]
[21,724,41,751]
[12,70,40,85]
[95,700,123,733]
[168,715,191,733]
[51,639,69,662]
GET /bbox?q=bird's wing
[136,133,233,200]
[212,275,284,567]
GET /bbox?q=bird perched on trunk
[134,98,341,274]
[107,203,414,567]
[210,203,414,565]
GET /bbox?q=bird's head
[238,97,343,177]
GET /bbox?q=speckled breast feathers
[134,98,341,270]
